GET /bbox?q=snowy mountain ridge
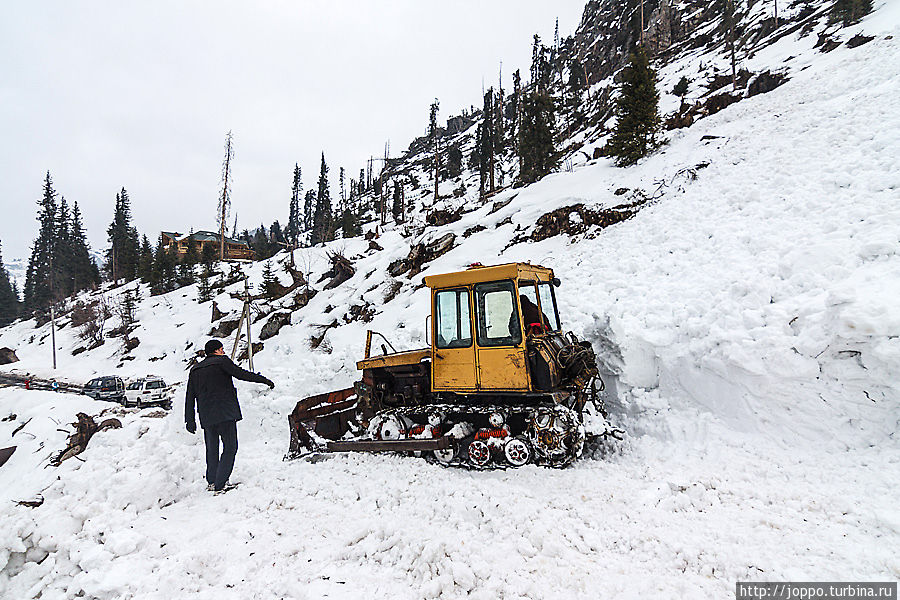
[1,0,899,597]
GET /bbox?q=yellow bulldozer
[288,262,618,468]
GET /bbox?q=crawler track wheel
[467,440,491,467]
[503,437,532,467]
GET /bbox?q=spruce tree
[261,261,279,299]
[106,188,140,283]
[286,163,302,247]
[341,207,360,239]
[830,0,872,25]
[54,196,72,297]
[200,241,218,269]
[311,153,333,246]
[178,238,200,285]
[607,46,660,167]
[197,265,214,303]
[303,189,315,234]
[70,201,100,292]
[518,90,556,184]
[24,172,58,314]
[0,241,19,326]
[138,234,154,283]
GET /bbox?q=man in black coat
[185,339,275,492]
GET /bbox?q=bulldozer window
[435,288,472,349]
[474,280,522,347]
[537,282,561,331]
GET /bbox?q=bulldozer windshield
[474,280,522,347]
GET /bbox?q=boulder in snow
[0,347,19,365]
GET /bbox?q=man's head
[205,339,225,356]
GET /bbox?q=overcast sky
[0,1,586,261]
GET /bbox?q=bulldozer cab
[424,263,561,393]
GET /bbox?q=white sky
[0,1,586,260]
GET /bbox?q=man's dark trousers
[204,420,238,490]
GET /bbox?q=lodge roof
[161,230,248,247]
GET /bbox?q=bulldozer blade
[288,387,356,455]
[327,437,450,453]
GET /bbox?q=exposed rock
[345,303,376,324]
[463,225,487,238]
[389,233,457,278]
[0,347,19,365]
[237,342,264,362]
[425,207,463,227]
[815,33,841,53]
[846,33,874,49]
[259,311,292,341]
[124,337,140,352]
[526,202,645,243]
[368,240,384,252]
[291,288,317,310]
[748,71,789,97]
[211,301,225,322]
[209,317,241,338]
[488,197,514,215]
[704,92,741,116]
[322,253,356,290]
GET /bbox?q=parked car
[124,376,171,408]
[82,376,126,403]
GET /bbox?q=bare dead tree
[727,0,737,89]
[218,131,234,260]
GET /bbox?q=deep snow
[1,2,899,598]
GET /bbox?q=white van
[124,376,171,408]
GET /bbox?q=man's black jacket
[185,355,271,429]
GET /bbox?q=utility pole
[218,131,234,261]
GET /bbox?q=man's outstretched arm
[222,357,275,388]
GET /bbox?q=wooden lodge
[160,230,252,261]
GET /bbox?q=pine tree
[269,220,285,247]
[261,261,279,299]
[311,153,333,246]
[303,190,315,234]
[830,0,872,25]
[479,88,496,197]
[200,240,218,269]
[518,90,557,184]
[286,163,302,247]
[106,188,140,284]
[252,225,271,260]
[607,46,660,167]
[341,207,360,239]
[197,264,214,303]
[0,241,19,326]
[178,237,200,285]
[138,234,154,283]
[150,236,177,295]
[24,172,58,314]
[69,201,100,293]
[673,75,690,99]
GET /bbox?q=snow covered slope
[1,1,899,598]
